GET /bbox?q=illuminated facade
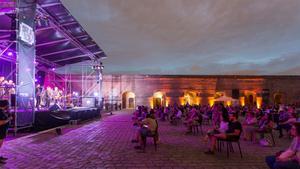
[99,75,300,108]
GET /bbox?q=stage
[34,107,101,131]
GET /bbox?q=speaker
[55,128,62,135]
[49,104,61,112]
[10,94,16,107]
[232,89,239,99]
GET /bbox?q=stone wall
[75,74,300,108]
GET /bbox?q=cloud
[61,0,300,75]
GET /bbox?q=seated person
[184,108,199,134]
[204,112,229,142]
[276,113,297,138]
[170,108,183,125]
[242,111,257,141]
[254,113,274,143]
[134,113,158,149]
[204,113,242,154]
[265,122,300,169]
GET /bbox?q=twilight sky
[61,0,300,75]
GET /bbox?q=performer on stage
[0,100,12,164]
[53,87,61,104]
[35,84,42,110]
[45,87,51,108]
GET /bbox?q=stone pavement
[0,110,291,169]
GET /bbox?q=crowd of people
[131,103,300,168]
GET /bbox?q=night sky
[61,0,300,75]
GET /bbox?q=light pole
[92,61,104,108]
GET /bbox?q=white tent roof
[214,96,237,102]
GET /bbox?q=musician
[45,87,51,108]
[0,77,4,99]
[53,87,60,104]
[35,84,42,110]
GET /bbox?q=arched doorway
[184,91,197,105]
[153,91,164,108]
[248,95,254,105]
[122,91,135,109]
[244,91,256,106]
[274,94,282,105]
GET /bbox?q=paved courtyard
[0,110,291,169]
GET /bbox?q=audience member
[265,122,300,169]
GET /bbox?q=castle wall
[99,75,300,108]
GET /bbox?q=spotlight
[7,52,13,56]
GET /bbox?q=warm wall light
[240,97,245,106]
[153,92,163,98]
[256,97,262,109]
[149,97,154,108]
[127,92,135,98]
[179,97,185,106]
[226,101,231,106]
[196,97,201,105]
[165,98,169,107]
[208,97,214,107]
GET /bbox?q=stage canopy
[0,0,107,69]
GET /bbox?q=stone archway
[244,91,256,106]
[122,91,136,109]
[248,94,254,105]
[184,91,197,105]
[274,93,282,105]
[153,91,164,108]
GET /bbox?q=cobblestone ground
[0,110,291,169]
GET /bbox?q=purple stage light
[7,52,13,56]
[51,68,56,71]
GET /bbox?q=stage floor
[1,110,291,169]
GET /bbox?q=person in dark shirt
[205,113,242,154]
[0,100,12,164]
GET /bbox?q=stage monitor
[82,97,96,108]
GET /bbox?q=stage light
[7,52,13,56]
[72,91,79,96]
[51,68,56,71]
[26,68,31,72]
[20,93,29,97]
[93,92,99,97]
